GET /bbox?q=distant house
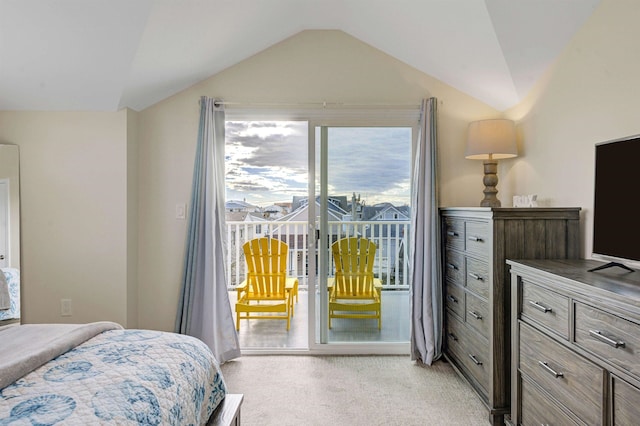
[225,199,260,213]
[225,211,269,251]
[362,202,410,222]
[281,195,349,246]
[274,201,292,212]
[290,195,349,214]
[262,204,288,219]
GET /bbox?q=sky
[225,121,412,208]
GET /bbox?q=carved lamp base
[480,160,501,207]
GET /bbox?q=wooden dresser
[508,259,640,425]
[440,207,581,426]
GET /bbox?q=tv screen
[592,135,640,270]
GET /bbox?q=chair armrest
[236,280,248,299]
[373,278,382,295]
[285,277,298,291]
[326,277,335,289]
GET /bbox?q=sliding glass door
[225,117,415,354]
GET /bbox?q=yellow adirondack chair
[329,237,382,329]
[235,238,297,331]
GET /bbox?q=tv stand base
[588,261,635,273]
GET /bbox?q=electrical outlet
[61,299,72,316]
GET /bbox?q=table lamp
[465,119,517,207]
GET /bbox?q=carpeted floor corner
[220,355,489,426]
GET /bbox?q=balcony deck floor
[230,290,411,349]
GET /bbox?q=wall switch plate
[176,203,186,220]
[61,299,72,316]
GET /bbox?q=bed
[0,321,242,425]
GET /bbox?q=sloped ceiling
[0,0,600,112]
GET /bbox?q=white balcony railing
[226,220,411,290]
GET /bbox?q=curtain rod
[201,99,421,109]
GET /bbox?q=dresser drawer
[444,218,464,251]
[446,312,489,395]
[612,375,640,425]
[466,291,489,339]
[446,312,467,360]
[574,302,640,376]
[465,257,489,299]
[521,279,569,339]
[445,283,465,319]
[519,321,604,425]
[465,220,489,258]
[521,376,580,426]
[444,249,464,285]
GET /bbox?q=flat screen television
[591,134,640,272]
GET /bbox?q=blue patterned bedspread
[0,329,227,425]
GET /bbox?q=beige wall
[0,110,135,325]
[137,30,498,330]
[503,0,640,258]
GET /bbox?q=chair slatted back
[243,238,288,298]
[332,237,377,298]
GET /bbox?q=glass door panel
[225,120,309,350]
[315,126,412,348]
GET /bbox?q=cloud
[226,121,411,206]
[325,127,411,204]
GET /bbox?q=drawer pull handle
[448,332,458,341]
[589,329,626,348]
[447,231,459,237]
[468,354,482,365]
[468,273,483,281]
[538,361,564,378]
[467,236,483,242]
[447,295,459,304]
[446,263,458,270]
[468,311,482,320]
[529,300,552,313]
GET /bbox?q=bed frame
[208,393,243,426]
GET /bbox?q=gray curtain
[409,97,442,365]
[175,96,241,363]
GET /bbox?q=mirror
[0,144,20,323]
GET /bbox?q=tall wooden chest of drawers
[440,208,581,426]
[508,259,640,425]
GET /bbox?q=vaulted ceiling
[0,0,601,112]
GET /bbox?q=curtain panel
[175,96,241,363]
[409,97,442,365]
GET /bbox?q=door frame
[226,107,419,354]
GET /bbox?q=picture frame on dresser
[440,207,581,426]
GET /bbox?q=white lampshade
[465,119,518,160]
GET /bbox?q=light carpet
[220,355,489,426]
